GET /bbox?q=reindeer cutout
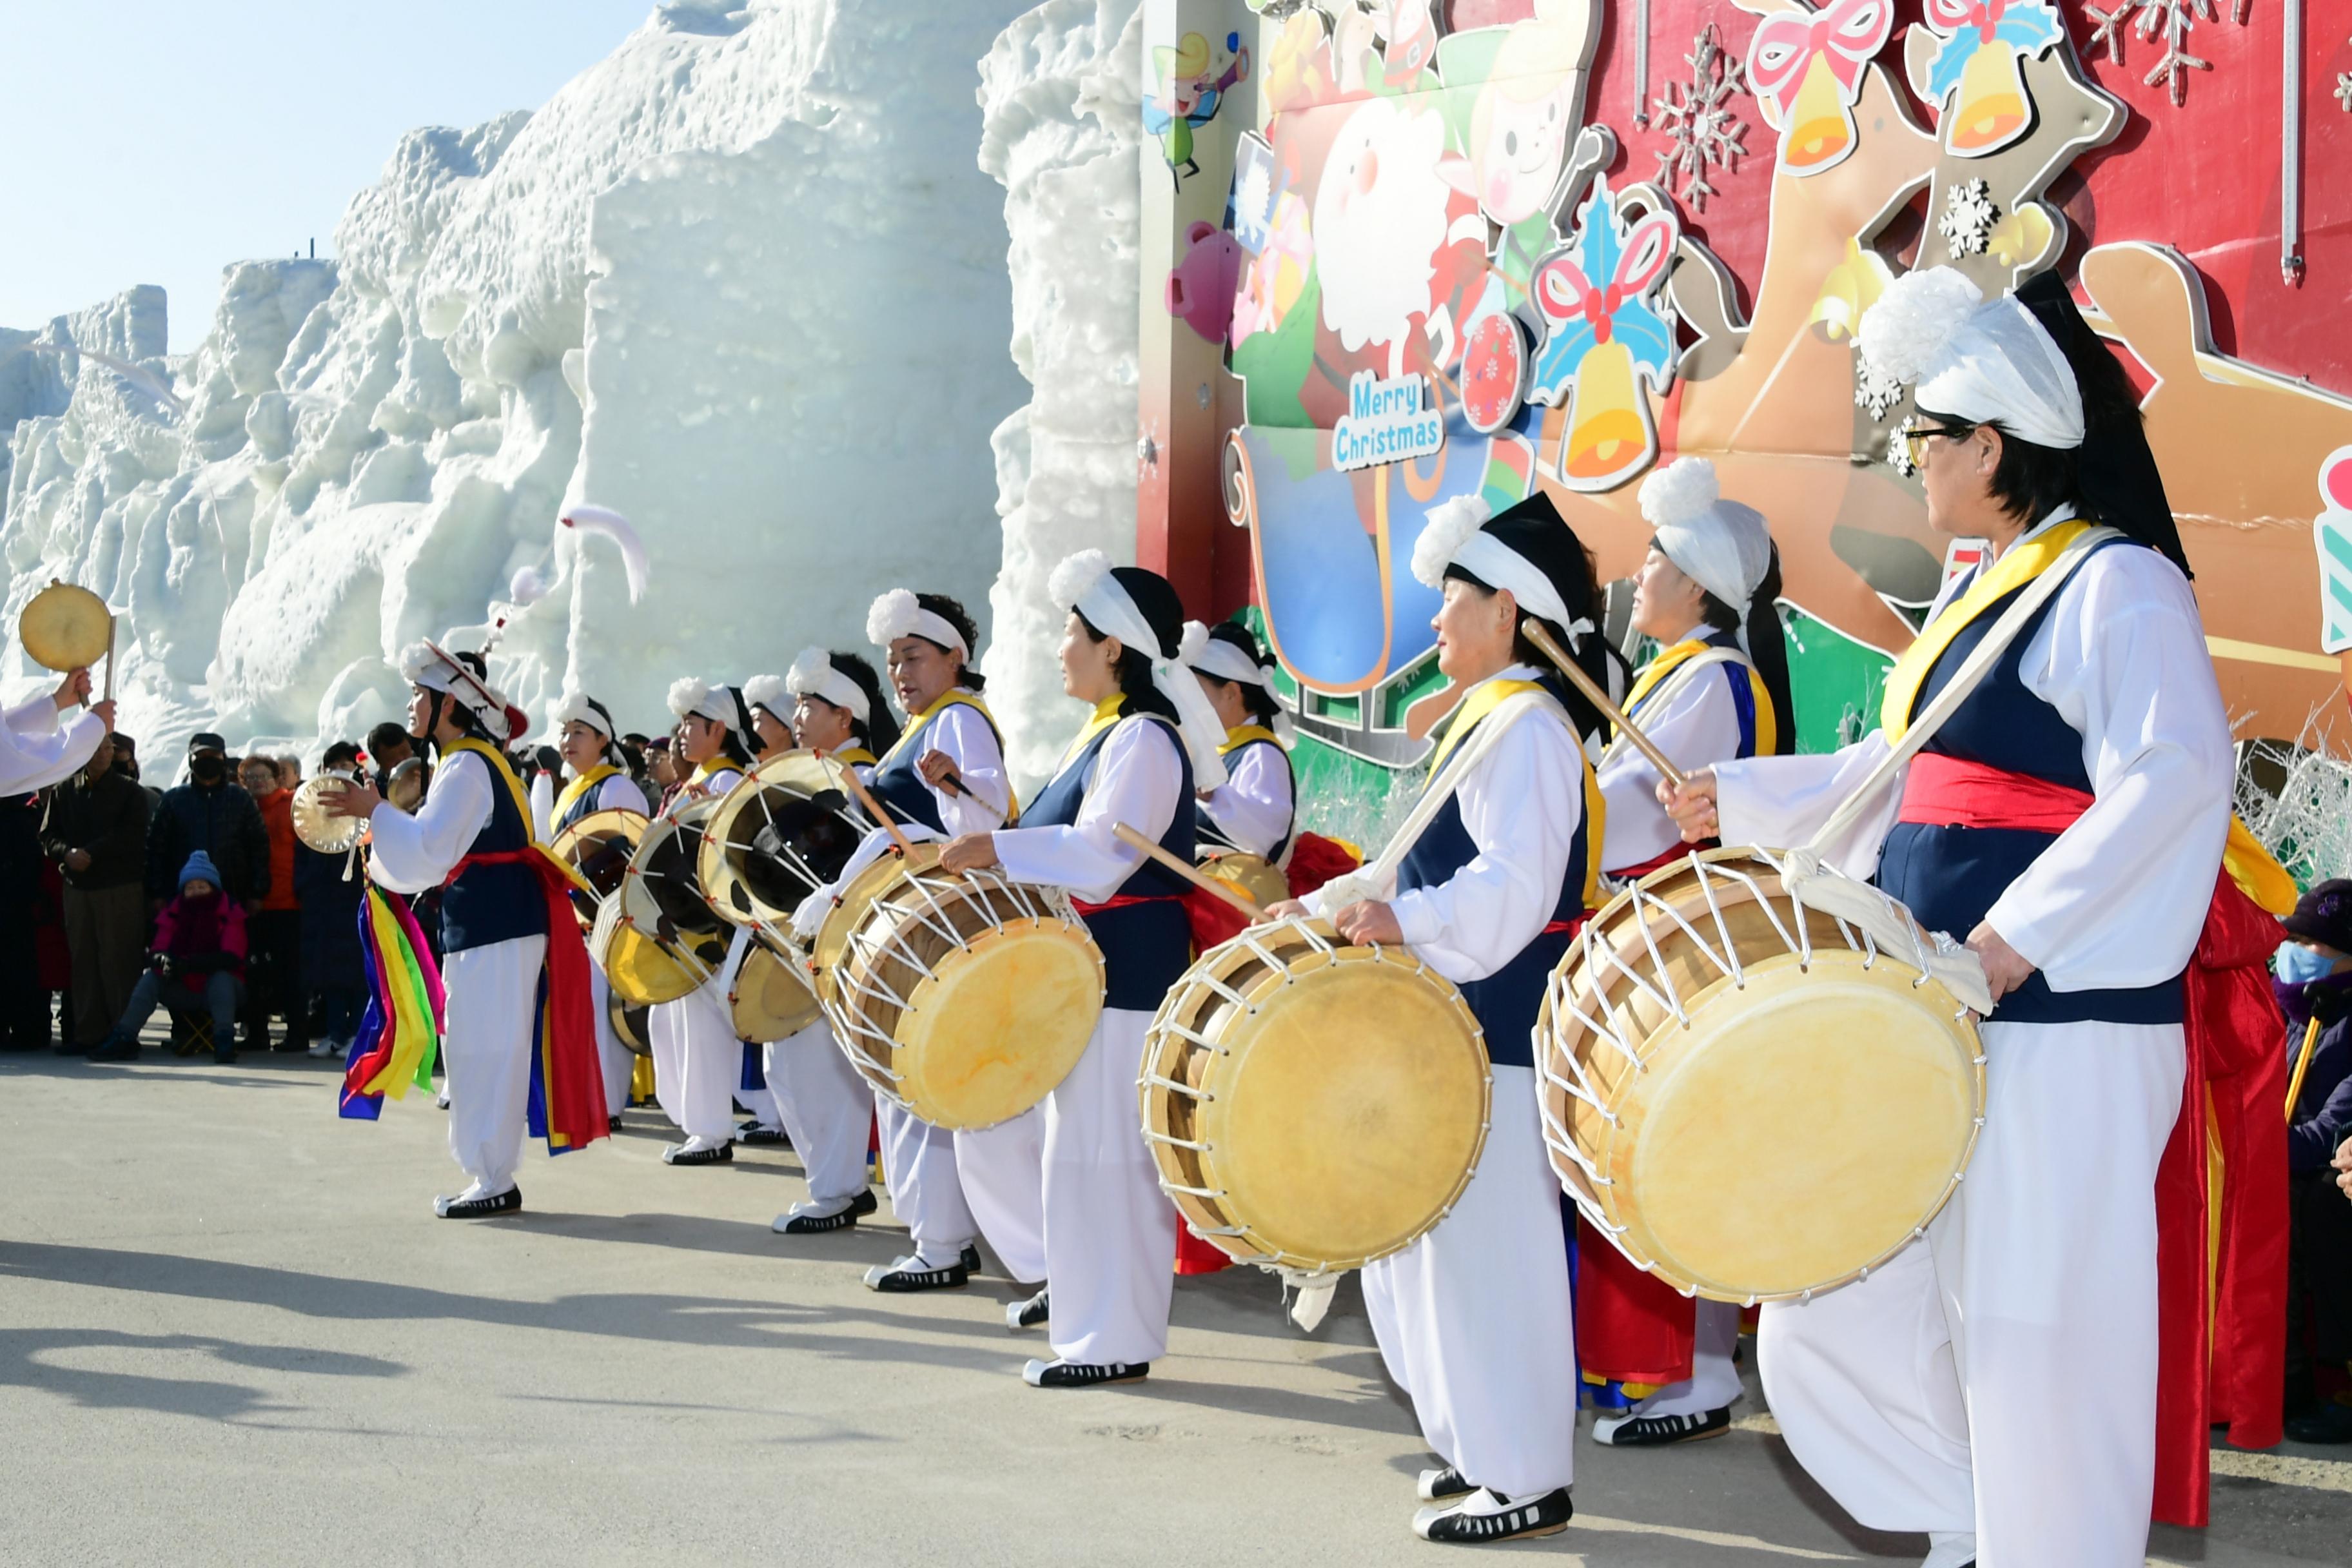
[2077,242,2352,741]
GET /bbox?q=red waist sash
[1897,751,2090,831]
[1073,890,1186,917]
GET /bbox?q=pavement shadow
[0,1326,403,1424]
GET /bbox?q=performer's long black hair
[1197,622,1282,729]
[1443,495,1629,754]
[1075,565,1184,726]
[1694,552,1796,756]
[827,651,903,755]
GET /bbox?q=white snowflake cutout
[1938,179,1999,258]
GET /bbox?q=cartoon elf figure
[1146,30,1249,180]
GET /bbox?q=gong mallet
[1519,620,1685,791]
[1112,822,1264,922]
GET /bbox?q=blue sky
[1,1,658,353]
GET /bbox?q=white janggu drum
[1538,847,1987,1304]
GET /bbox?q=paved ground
[3,1045,2347,1567]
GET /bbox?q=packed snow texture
[976,0,1146,788]
[1,0,1038,767]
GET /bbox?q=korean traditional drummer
[325,640,609,1216]
[792,589,1031,1293]
[1662,268,2233,1568]
[549,691,651,1132]
[1266,493,1605,1542]
[1580,456,1794,1449]
[939,554,1230,1387]
[1184,620,1294,861]
[751,647,899,1238]
[647,676,758,1166]
[727,671,811,1151]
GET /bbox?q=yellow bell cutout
[1948,43,2029,155]
[1562,340,1651,486]
[1783,53,1854,173]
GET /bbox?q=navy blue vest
[867,694,1005,834]
[554,770,616,834]
[1026,710,1195,1011]
[1874,536,2181,1025]
[1629,632,1758,759]
[1398,675,1591,1067]
[1193,737,1295,859]
[437,745,549,954]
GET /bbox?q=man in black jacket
[144,732,268,913]
[39,734,152,1052]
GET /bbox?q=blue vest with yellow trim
[1193,736,1295,860]
[1397,674,1592,1066]
[1025,712,1195,1011]
[554,770,616,835]
[1627,631,1761,760]
[1873,534,2180,1025]
[867,696,1006,834]
[439,748,549,954]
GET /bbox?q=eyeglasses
[1898,418,1976,471]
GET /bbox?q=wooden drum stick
[824,748,917,860]
[1519,620,1686,790]
[1112,822,1262,921]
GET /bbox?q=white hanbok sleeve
[1712,734,1900,880]
[921,705,1012,833]
[1308,707,1582,988]
[368,751,493,895]
[992,718,1184,905]
[596,773,651,816]
[1984,548,2232,988]
[0,702,108,797]
[1197,744,1294,859]
[528,770,555,840]
[1598,667,1747,872]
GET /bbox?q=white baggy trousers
[1043,1008,1175,1366]
[442,935,547,1195]
[649,976,740,1143]
[1758,1019,2186,1568]
[1362,1064,1579,1500]
[760,1018,872,1206]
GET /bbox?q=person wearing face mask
[746,647,900,1237]
[144,733,270,919]
[547,692,652,1130]
[1577,456,1794,1449]
[2274,881,2352,1444]
[790,589,1028,1296]
[645,678,760,1166]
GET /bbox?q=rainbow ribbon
[338,885,446,1120]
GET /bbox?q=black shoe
[1591,1406,1732,1446]
[2286,1402,2352,1444]
[736,1121,792,1148]
[1413,1486,1573,1543]
[1005,1288,1050,1331]
[773,1189,879,1235]
[661,1142,734,1166]
[1023,1358,1148,1388]
[864,1253,969,1292]
[87,1035,137,1062]
[1416,1465,1474,1502]
[434,1187,523,1219]
[607,1115,625,1134]
[961,1242,984,1275]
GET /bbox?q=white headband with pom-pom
[1048,551,1230,790]
[1185,621,1296,746]
[741,674,790,721]
[549,690,613,738]
[667,676,737,729]
[783,646,869,723]
[1858,266,2083,450]
[1409,495,1582,645]
[866,588,969,662]
[1638,457,1773,612]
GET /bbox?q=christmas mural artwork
[1182,0,2352,774]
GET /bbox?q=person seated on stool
[87,852,246,1064]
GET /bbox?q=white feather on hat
[1411,494,1493,590]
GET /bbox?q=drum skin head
[1210,947,1487,1269]
[592,897,708,1006]
[1197,850,1289,910]
[1605,952,1979,1298]
[729,933,823,1043]
[894,918,1103,1128]
[19,581,110,672]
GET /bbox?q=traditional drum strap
[1315,687,1572,910]
[1598,645,1747,770]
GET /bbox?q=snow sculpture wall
[1,0,1030,763]
[977,0,1146,789]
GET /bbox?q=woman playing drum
[647,677,758,1167]
[790,589,1028,1294]
[1184,620,1294,862]
[549,691,651,1131]
[727,668,827,1148]
[1662,269,2235,1568]
[939,554,1231,1387]
[752,647,899,1239]
[1267,492,1607,1543]
[1580,456,1795,1449]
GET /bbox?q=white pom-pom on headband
[549,690,613,738]
[1185,623,1271,689]
[667,676,736,728]
[741,674,790,721]
[1409,494,1582,645]
[1859,266,2084,451]
[784,645,869,723]
[866,588,970,662]
[1638,457,1773,612]
[1048,551,1230,791]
